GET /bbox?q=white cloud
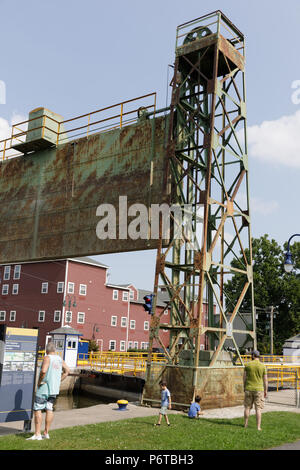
[246,110,300,168]
[235,192,279,216]
[0,113,27,158]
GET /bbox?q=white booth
[47,326,83,368]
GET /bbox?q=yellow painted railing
[239,355,300,364]
[0,92,156,161]
[38,350,166,376]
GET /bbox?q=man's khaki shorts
[244,390,265,410]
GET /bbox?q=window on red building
[2,284,9,295]
[68,282,75,294]
[12,284,19,295]
[77,312,85,324]
[9,311,16,322]
[65,311,72,323]
[79,284,87,296]
[111,316,117,327]
[41,283,48,294]
[54,310,61,322]
[0,311,6,321]
[109,340,116,351]
[121,317,127,327]
[13,265,21,280]
[57,282,64,293]
[3,266,10,280]
[38,311,45,322]
[113,290,118,300]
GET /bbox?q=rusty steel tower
[143,11,255,408]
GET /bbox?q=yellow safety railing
[76,351,166,376]
[0,92,156,161]
[38,350,166,376]
[239,355,300,364]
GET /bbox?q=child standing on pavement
[154,381,171,426]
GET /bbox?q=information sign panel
[0,326,39,423]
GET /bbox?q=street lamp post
[62,294,77,327]
[284,233,300,273]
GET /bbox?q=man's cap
[251,350,260,357]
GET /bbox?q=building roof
[283,334,300,349]
[68,256,109,269]
[49,326,83,336]
[0,256,109,269]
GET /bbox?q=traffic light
[143,294,154,314]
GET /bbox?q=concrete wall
[142,364,245,410]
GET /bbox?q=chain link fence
[267,367,300,407]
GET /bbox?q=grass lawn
[0,412,299,451]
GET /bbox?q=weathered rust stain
[0,116,170,264]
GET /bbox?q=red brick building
[0,257,170,351]
[0,257,211,352]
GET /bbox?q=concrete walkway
[0,401,299,449]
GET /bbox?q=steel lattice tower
[143,11,255,408]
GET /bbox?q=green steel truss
[147,11,256,377]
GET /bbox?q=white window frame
[54,310,61,322]
[130,320,136,330]
[12,284,19,295]
[65,311,72,323]
[128,341,133,350]
[3,266,10,281]
[38,310,45,322]
[77,312,85,324]
[79,284,87,296]
[109,340,116,351]
[41,282,48,294]
[134,341,138,349]
[122,291,129,301]
[9,310,16,322]
[111,316,117,327]
[2,284,9,295]
[0,311,6,321]
[144,321,149,331]
[57,282,64,293]
[13,265,21,280]
[113,290,118,300]
[67,282,75,294]
[120,341,126,352]
[129,289,134,300]
[121,317,127,328]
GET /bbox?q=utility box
[12,107,68,153]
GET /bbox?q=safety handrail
[0,92,156,161]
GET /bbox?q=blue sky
[1,0,300,289]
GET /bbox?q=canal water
[54,391,114,411]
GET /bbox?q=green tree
[224,234,300,354]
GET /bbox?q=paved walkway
[0,401,299,449]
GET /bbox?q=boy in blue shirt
[188,395,203,418]
[154,381,171,426]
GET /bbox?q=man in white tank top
[27,341,70,440]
